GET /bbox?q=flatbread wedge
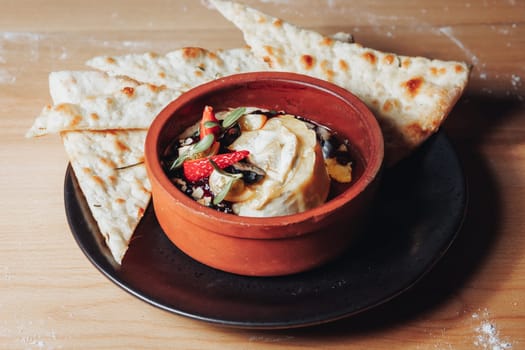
[26,79,180,137]
[26,71,151,264]
[41,70,152,264]
[85,35,354,91]
[86,47,267,91]
[210,0,471,165]
[62,130,150,264]
[48,71,140,105]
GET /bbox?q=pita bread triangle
[86,47,267,91]
[85,33,354,92]
[47,71,151,265]
[26,74,181,137]
[210,0,471,165]
[48,71,140,105]
[62,130,149,264]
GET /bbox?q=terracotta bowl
[144,72,384,276]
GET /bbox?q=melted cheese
[229,114,330,217]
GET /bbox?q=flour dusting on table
[472,310,513,350]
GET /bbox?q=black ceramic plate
[64,131,467,329]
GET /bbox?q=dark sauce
[162,109,361,213]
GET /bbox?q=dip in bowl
[145,72,384,276]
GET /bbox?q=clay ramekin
[144,72,384,276]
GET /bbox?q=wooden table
[1,0,524,348]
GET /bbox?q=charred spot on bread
[430,67,447,76]
[363,52,377,65]
[403,77,424,98]
[383,54,395,65]
[382,99,400,113]
[121,86,135,97]
[338,59,349,72]
[182,47,206,60]
[320,37,334,46]
[300,54,315,70]
[455,64,465,73]
[115,139,130,152]
[70,115,82,128]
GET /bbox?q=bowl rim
[145,71,384,230]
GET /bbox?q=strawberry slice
[183,150,249,182]
[199,105,221,140]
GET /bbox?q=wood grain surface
[1,0,524,349]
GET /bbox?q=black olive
[220,125,241,146]
[230,161,265,184]
[335,150,352,165]
[242,171,264,184]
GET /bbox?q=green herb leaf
[209,159,243,205]
[212,178,234,205]
[169,134,215,170]
[193,134,215,153]
[169,153,189,170]
[221,107,247,129]
[203,121,220,129]
[209,159,243,179]
[170,149,190,170]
